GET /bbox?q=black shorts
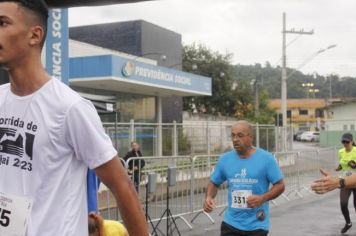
[220,221,268,236]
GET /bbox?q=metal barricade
[95,147,338,230]
[99,156,196,230]
[315,147,338,173]
[274,147,338,202]
[274,151,303,200]
[190,154,224,224]
[296,147,338,193]
[96,157,126,220]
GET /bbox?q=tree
[232,64,275,123]
[182,43,276,124]
[182,43,237,116]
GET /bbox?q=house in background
[320,99,356,147]
[268,99,326,131]
[324,98,356,131]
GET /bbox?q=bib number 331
[0,192,33,236]
[232,190,252,209]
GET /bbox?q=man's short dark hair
[0,0,49,45]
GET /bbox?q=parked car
[293,130,305,141]
[300,131,320,142]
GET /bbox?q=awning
[70,55,212,97]
[46,0,155,7]
[78,92,116,114]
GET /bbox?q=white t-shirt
[0,78,117,236]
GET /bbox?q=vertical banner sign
[45,9,69,84]
[45,9,98,212]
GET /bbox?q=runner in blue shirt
[203,120,285,236]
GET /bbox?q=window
[351,124,355,130]
[287,110,291,118]
[299,110,308,115]
[315,109,324,118]
[343,124,348,131]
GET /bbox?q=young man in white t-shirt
[0,1,149,235]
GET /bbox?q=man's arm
[247,180,285,208]
[203,181,219,213]
[312,168,356,194]
[95,156,149,236]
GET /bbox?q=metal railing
[103,121,293,158]
[97,147,337,231]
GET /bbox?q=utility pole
[329,75,333,99]
[254,81,259,117]
[281,12,313,151]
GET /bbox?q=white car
[300,131,320,142]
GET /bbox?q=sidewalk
[155,191,356,236]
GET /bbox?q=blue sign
[45,9,97,213]
[45,9,69,84]
[70,55,212,95]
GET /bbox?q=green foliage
[234,64,356,99]
[183,42,356,125]
[254,90,276,123]
[178,130,192,155]
[162,128,191,156]
[182,43,237,116]
[182,44,276,124]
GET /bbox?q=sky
[69,0,356,77]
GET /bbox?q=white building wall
[326,102,356,131]
[69,40,156,65]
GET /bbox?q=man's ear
[29,25,45,47]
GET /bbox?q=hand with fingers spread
[311,168,340,194]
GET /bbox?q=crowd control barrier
[96,147,338,231]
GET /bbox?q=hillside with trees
[234,63,356,99]
[182,43,356,123]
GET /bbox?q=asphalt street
[154,191,356,236]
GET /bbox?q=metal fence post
[220,121,224,153]
[206,122,211,166]
[256,123,260,148]
[114,111,118,150]
[207,122,211,156]
[266,127,269,151]
[129,119,135,143]
[173,120,178,156]
[274,126,280,152]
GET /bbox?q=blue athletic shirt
[211,148,283,231]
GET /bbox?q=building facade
[70,20,184,122]
[269,99,326,131]
[0,20,212,156]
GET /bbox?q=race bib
[0,192,33,236]
[231,190,252,209]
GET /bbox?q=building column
[157,96,163,157]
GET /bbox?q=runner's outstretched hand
[311,168,339,194]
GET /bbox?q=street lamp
[302,82,320,98]
[327,73,338,99]
[281,43,336,138]
[302,82,314,98]
[286,44,337,79]
[309,88,319,98]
